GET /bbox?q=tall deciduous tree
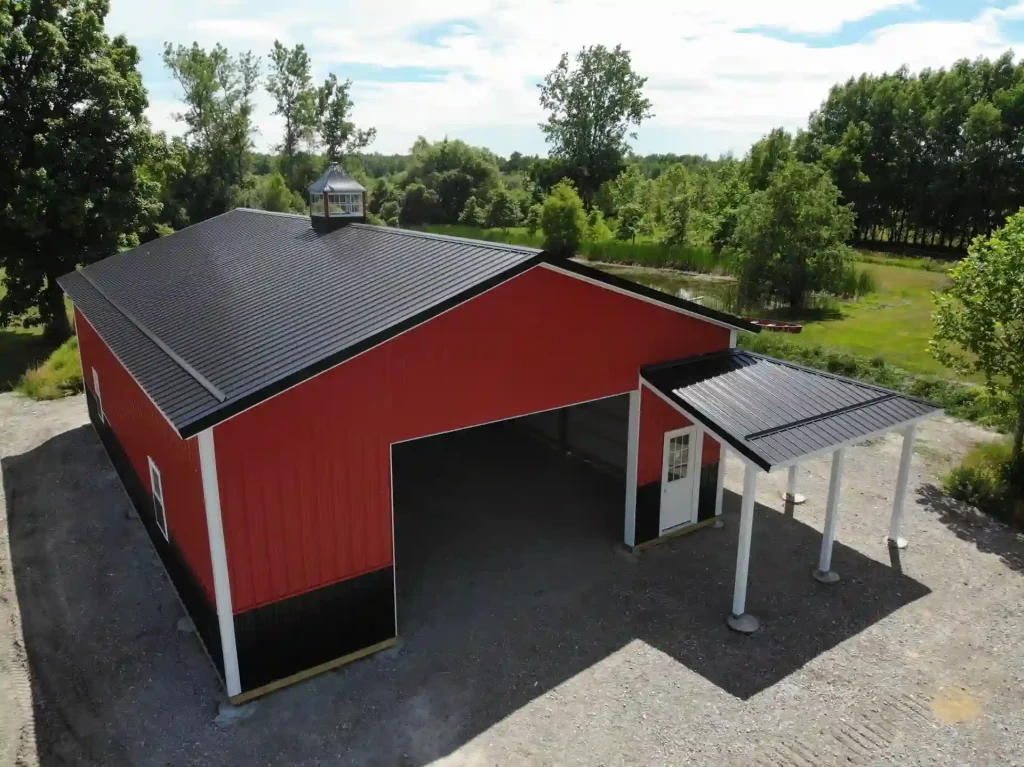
[317,73,376,162]
[0,0,157,340]
[732,160,855,312]
[932,209,1024,477]
[538,44,652,206]
[163,42,259,220]
[267,41,317,184]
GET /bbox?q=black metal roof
[59,209,757,438]
[642,349,941,471]
[307,163,366,194]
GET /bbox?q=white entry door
[660,426,701,534]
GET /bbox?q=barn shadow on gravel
[3,420,931,767]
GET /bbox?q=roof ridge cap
[348,223,542,254]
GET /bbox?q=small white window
[148,456,168,540]
[91,367,105,423]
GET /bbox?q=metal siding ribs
[642,350,941,470]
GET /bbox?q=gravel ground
[2,392,1023,766]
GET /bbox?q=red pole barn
[59,166,937,702]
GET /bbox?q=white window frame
[310,192,325,216]
[91,367,105,423]
[148,456,168,540]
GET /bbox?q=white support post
[714,446,727,527]
[782,464,805,505]
[727,462,760,633]
[623,390,641,547]
[887,424,917,549]
[198,428,241,698]
[813,448,845,584]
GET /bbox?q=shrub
[18,337,84,400]
[540,179,586,256]
[943,439,1023,527]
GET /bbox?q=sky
[107,0,1024,159]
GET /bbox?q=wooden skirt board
[229,638,398,704]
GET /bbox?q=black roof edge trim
[744,393,900,441]
[76,270,228,403]
[178,253,548,438]
[548,258,761,334]
[640,348,736,375]
[640,373,773,471]
[347,222,544,255]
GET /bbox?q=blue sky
[107,0,1024,159]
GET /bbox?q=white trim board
[623,388,641,547]
[541,262,744,332]
[198,428,241,698]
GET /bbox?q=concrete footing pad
[813,569,841,584]
[727,613,760,634]
[887,536,908,550]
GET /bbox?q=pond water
[598,266,739,312]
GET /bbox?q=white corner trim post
[727,462,760,634]
[624,389,641,547]
[198,428,241,697]
[813,448,845,584]
[714,446,727,527]
[887,424,917,550]
[783,464,806,505]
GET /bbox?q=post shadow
[3,420,931,767]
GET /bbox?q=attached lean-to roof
[60,208,756,438]
[642,349,941,471]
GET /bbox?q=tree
[399,184,440,226]
[403,137,501,223]
[317,73,376,162]
[616,202,651,244]
[540,180,586,255]
[586,209,613,242]
[525,204,543,236]
[932,209,1024,478]
[0,0,157,340]
[458,196,487,227]
[163,42,259,220]
[732,160,855,312]
[607,165,652,216]
[746,128,793,192]
[661,193,690,246]
[379,200,401,227]
[538,44,652,205]
[487,189,520,231]
[267,41,317,185]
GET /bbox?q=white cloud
[113,0,1024,157]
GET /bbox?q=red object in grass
[743,318,803,333]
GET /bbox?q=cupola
[308,162,367,232]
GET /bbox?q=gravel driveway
[1,392,1023,766]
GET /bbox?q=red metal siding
[214,265,731,612]
[75,307,215,601]
[637,386,721,487]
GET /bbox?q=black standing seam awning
[641,349,942,472]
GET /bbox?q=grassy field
[0,269,64,392]
[595,262,960,380]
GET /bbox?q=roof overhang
[641,349,942,472]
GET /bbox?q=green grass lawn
[0,268,68,392]
[593,261,962,380]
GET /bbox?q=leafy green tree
[616,202,651,244]
[267,41,317,186]
[367,178,394,216]
[586,209,613,242]
[525,203,543,236]
[261,172,306,213]
[400,184,440,226]
[0,0,157,340]
[163,42,259,220]
[403,137,501,223]
[380,200,401,227]
[606,165,652,216]
[458,196,487,227]
[317,73,376,161]
[746,128,794,192]
[540,180,586,255]
[732,160,855,311]
[932,209,1024,477]
[661,193,691,246]
[538,44,652,205]
[487,189,520,231]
